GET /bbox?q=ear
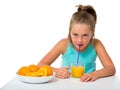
[90,31,95,43]
[92,32,94,37]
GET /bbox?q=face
[70,23,93,52]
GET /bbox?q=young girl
[38,5,116,82]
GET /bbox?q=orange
[17,64,53,77]
[37,67,48,76]
[28,64,39,72]
[17,66,31,76]
[25,72,41,77]
[43,65,53,76]
[38,65,53,76]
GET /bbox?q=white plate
[17,72,55,84]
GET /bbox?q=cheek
[71,37,77,43]
[83,38,91,44]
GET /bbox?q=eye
[73,33,78,36]
[83,34,88,36]
[72,33,78,37]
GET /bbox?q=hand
[55,67,70,79]
[80,73,98,82]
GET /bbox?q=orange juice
[71,66,84,78]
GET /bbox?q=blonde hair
[68,5,97,44]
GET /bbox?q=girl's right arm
[38,38,70,79]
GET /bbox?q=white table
[1,76,120,90]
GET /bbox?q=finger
[57,75,65,79]
[65,66,71,70]
[80,75,88,82]
[62,69,70,75]
[58,73,69,79]
[90,78,95,82]
[57,70,70,79]
[80,74,91,82]
[83,77,92,82]
[56,72,65,79]
[61,71,70,78]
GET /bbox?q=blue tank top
[62,43,97,73]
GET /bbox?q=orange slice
[37,67,47,76]
[17,66,31,76]
[25,72,41,77]
[41,65,53,76]
[28,64,39,72]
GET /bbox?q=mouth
[76,44,84,50]
[78,44,84,47]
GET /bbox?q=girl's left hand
[80,73,98,82]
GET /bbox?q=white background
[0,0,120,88]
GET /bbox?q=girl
[38,5,116,82]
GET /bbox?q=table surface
[1,76,120,90]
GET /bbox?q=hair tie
[76,5,86,12]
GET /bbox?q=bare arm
[80,39,116,82]
[38,38,70,79]
[93,39,116,75]
[38,38,68,66]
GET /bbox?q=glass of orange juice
[71,62,85,78]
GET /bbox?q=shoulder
[93,38,101,45]
[57,38,68,46]
[56,38,69,54]
[93,38,103,46]
[93,38,105,53]
[59,38,68,43]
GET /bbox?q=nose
[78,36,82,43]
